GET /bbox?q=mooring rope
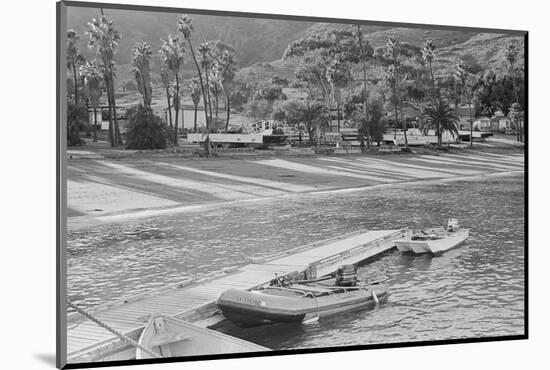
[66,299,162,359]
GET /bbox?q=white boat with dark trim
[395,218,469,254]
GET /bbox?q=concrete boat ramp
[66,228,404,363]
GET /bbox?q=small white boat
[136,314,268,359]
[395,218,469,254]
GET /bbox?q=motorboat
[395,218,469,254]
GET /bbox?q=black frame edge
[523,32,529,338]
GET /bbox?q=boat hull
[217,284,388,327]
[395,229,469,254]
[136,314,268,359]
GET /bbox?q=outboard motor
[447,218,459,232]
[336,264,358,287]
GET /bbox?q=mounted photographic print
[56,1,527,368]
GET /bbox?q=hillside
[66,5,524,93]
[67,6,313,84]
[237,26,524,87]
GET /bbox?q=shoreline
[67,135,524,161]
[67,170,524,231]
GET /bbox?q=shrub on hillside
[125,106,168,149]
[271,75,289,86]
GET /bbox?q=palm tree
[326,57,352,140]
[198,43,214,121]
[160,65,173,128]
[132,42,153,109]
[209,70,222,118]
[422,98,459,147]
[159,35,185,145]
[67,30,82,105]
[79,61,103,142]
[87,15,121,147]
[422,39,436,99]
[215,50,238,131]
[504,42,522,142]
[504,42,520,105]
[384,35,408,149]
[177,16,210,131]
[456,60,474,147]
[352,25,373,147]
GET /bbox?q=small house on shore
[454,104,475,130]
[384,102,423,129]
[473,115,492,131]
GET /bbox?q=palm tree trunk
[393,90,399,141]
[184,104,189,131]
[174,74,180,145]
[337,101,341,132]
[225,94,230,132]
[72,58,79,105]
[141,73,149,108]
[85,98,91,137]
[104,73,114,146]
[362,60,370,148]
[204,65,213,121]
[393,72,408,149]
[510,70,522,142]
[193,104,198,132]
[109,67,121,146]
[215,93,219,118]
[187,41,209,131]
[429,61,436,100]
[403,116,408,149]
[467,92,473,148]
[187,40,212,156]
[93,107,98,142]
[355,25,369,146]
[165,87,173,128]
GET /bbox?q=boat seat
[290,284,334,294]
[149,332,191,347]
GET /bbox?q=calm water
[67,175,525,346]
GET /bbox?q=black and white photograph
[56,0,527,368]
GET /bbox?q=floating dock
[66,228,404,363]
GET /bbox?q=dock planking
[66,228,404,363]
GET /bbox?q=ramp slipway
[66,228,404,363]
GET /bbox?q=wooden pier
[66,228,404,363]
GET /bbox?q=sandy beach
[67,149,524,229]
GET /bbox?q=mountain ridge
[66,6,524,88]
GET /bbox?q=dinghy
[136,314,268,359]
[395,218,469,254]
[217,266,387,327]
